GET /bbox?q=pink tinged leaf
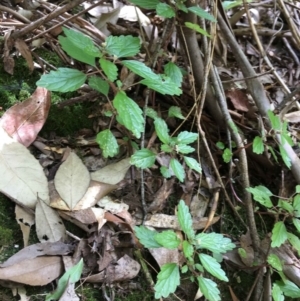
[0,87,51,147]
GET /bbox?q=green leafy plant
[135,200,235,300]
[247,185,300,299]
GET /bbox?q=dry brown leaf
[97,196,128,214]
[0,87,51,147]
[15,205,35,247]
[149,248,183,268]
[284,111,300,123]
[0,256,63,286]
[14,39,34,72]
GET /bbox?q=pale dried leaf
[14,39,34,72]
[16,286,30,301]
[94,6,121,36]
[91,158,131,185]
[49,180,69,211]
[97,196,128,214]
[284,111,300,123]
[15,205,35,247]
[119,6,150,25]
[36,199,66,243]
[149,248,183,267]
[0,87,51,147]
[0,127,49,209]
[54,151,90,210]
[0,256,63,286]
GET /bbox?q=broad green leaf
[268,110,281,131]
[271,221,288,248]
[246,185,273,208]
[154,230,180,249]
[253,136,264,154]
[184,156,202,173]
[113,91,144,138]
[177,200,195,240]
[154,263,180,299]
[164,63,183,87]
[161,144,173,153]
[170,158,185,182]
[122,60,158,80]
[160,166,172,178]
[134,226,161,248]
[267,254,282,271]
[141,75,182,96]
[287,232,300,256]
[130,149,156,168]
[105,35,140,58]
[154,118,170,144]
[96,129,119,158]
[216,141,225,150]
[129,0,159,9]
[182,240,194,258]
[199,254,228,281]
[156,3,175,18]
[296,185,300,193]
[46,258,83,301]
[175,144,195,154]
[185,22,211,37]
[279,145,291,169]
[197,277,221,301]
[176,131,198,144]
[293,218,300,232]
[195,232,235,253]
[88,76,109,96]
[293,194,300,217]
[222,148,232,163]
[177,2,188,12]
[272,283,284,301]
[187,6,216,22]
[278,199,293,214]
[168,106,184,119]
[276,280,300,298]
[37,68,86,92]
[100,58,118,82]
[145,107,158,119]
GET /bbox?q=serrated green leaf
[281,129,294,146]
[279,145,291,169]
[154,118,170,144]
[246,185,273,208]
[88,76,109,96]
[195,263,204,272]
[37,68,86,92]
[46,258,83,301]
[195,232,235,253]
[181,265,188,273]
[177,200,195,240]
[276,280,300,298]
[122,60,158,80]
[161,144,173,153]
[222,148,232,163]
[170,158,185,182]
[271,221,288,248]
[293,218,300,233]
[185,22,211,37]
[267,254,283,271]
[155,263,180,299]
[96,129,119,158]
[182,240,194,258]
[160,166,172,178]
[105,35,140,58]
[184,156,202,173]
[141,75,182,96]
[130,149,156,168]
[296,185,300,193]
[253,136,264,154]
[268,110,281,131]
[288,232,300,256]
[187,6,216,22]
[154,230,180,249]
[129,0,159,9]
[238,248,247,259]
[216,141,225,150]
[100,58,118,82]
[145,107,158,119]
[176,131,198,144]
[272,283,284,301]
[293,194,300,217]
[199,253,228,281]
[113,91,144,138]
[168,106,184,119]
[177,2,188,12]
[156,3,175,18]
[176,144,195,154]
[164,63,183,87]
[134,226,161,248]
[198,277,221,301]
[268,145,278,162]
[278,199,293,214]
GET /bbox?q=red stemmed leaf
[0,87,51,147]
